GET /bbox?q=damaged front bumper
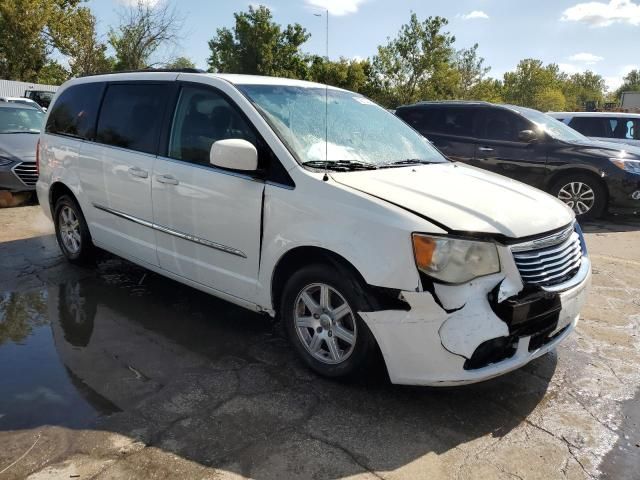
[360,242,591,386]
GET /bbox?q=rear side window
[403,107,476,136]
[45,83,104,139]
[96,83,169,155]
[568,117,610,138]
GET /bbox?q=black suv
[396,101,640,218]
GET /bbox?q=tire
[280,263,379,378]
[53,195,96,264]
[549,173,607,220]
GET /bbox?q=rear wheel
[281,263,378,378]
[53,195,95,264]
[549,173,606,219]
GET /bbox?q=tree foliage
[0,0,82,82]
[164,56,196,70]
[455,43,491,99]
[370,14,456,107]
[55,7,113,77]
[207,6,310,78]
[109,0,183,71]
[616,70,640,98]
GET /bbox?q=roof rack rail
[81,68,206,78]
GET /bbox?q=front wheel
[549,173,607,219]
[281,264,379,378]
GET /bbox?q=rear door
[474,107,548,188]
[81,81,172,266]
[399,106,477,163]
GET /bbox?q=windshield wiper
[2,130,40,134]
[380,159,435,168]
[302,160,378,171]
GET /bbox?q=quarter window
[45,83,104,139]
[96,83,169,155]
[168,86,256,166]
[609,118,639,140]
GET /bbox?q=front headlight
[412,234,500,284]
[610,158,640,175]
[0,156,12,166]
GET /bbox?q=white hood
[331,163,574,238]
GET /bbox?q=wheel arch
[545,167,609,199]
[270,246,369,315]
[49,181,79,211]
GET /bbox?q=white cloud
[568,52,604,64]
[558,63,584,75]
[461,10,490,20]
[561,0,640,27]
[305,0,367,16]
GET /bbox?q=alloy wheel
[59,205,82,254]
[557,182,595,215]
[294,283,357,364]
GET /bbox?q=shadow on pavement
[581,212,640,234]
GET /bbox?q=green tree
[454,43,491,99]
[370,14,456,107]
[164,56,196,69]
[503,59,565,110]
[207,6,310,78]
[0,0,81,82]
[36,60,69,84]
[562,70,606,110]
[307,56,371,92]
[109,0,183,71]
[616,70,640,99]
[54,7,113,77]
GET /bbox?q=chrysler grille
[512,228,583,287]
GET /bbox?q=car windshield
[518,107,588,142]
[0,107,44,134]
[238,84,447,168]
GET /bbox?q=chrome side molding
[93,203,247,258]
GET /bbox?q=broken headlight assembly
[412,234,500,284]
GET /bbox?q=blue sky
[87,0,640,91]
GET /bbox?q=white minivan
[37,71,591,386]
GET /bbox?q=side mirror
[210,139,258,171]
[518,129,538,143]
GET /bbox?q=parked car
[0,103,44,192]
[396,101,640,218]
[0,96,46,112]
[37,72,590,386]
[24,90,55,109]
[548,112,640,148]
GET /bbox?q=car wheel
[54,195,95,264]
[549,173,606,219]
[281,263,379,378]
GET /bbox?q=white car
[36,72,591,386]
[549,111,640,148]
[0,96,46,112]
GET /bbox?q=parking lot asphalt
[0,205,638,480]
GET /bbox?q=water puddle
[0,263,270,430]
[0,290,118,430]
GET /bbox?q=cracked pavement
[0,206,638,479]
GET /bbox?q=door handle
[156,174,179,185]
[128,167,148,178]
[478,147,494,152]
